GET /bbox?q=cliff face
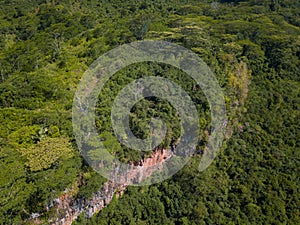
[48,148,172,225]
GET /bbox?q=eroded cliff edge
[48,148,172,225]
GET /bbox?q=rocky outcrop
[48,148,172,225]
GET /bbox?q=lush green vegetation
[0,0,299,224]
[94,62,209,163]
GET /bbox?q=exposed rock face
[49,148,172,225]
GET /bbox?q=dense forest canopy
[0,0,299,224]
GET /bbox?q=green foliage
[0,148,34,224]
[21,137,74,172]
[94,62,208,163]
[0,0,299,224]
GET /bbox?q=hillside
[0,0,299,224]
